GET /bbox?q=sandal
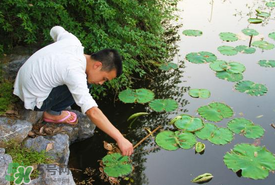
[43,111,78,125]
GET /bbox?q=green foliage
[235,80,268,96]
[219,32,238,42]
[149,99,178,112]
[268,32,275,40]
[235,45,256,54]
[195,142,205,153]
[217,46,238,56]
[210,61,245,73]
[118,88,154,104]
[188,89,211,99]
[216,71,243,82]
[182,29,203,37]
[185,51,217,64]
[258,60,275,68]
[0,80,18,115]
[248,18,263,24]
[242,28,259,36]
[252,40,275,50]
[159,62,178,71]
[191,173,213,183]
[173,114,204,132]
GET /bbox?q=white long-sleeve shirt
[13,26,98,114]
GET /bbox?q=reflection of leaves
[224,144,275,179]
[235,81,268,96]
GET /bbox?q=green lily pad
[235,81,268,96]
[149,99,178,112]
[195,142,206,153]
[195,123,233,145]
[248,18,263,24]
[268,32,275,40]
[266,2,275,7]
[182,29,203,37]
[235,45,256,54]
[159,62,178,71]
[118,88,155,103]
[156,131,197,150]
[218,46,238,56]
[227,118,264,139]
[210,61,245,73]
[198,102,234,122]
[242,28,259,36]
[224,143,275,179]
[189,89,211,99]
[102,153,132,177]
[174,114,204,132]
[258,60,275,68]
[186,51,217,64]
[252,40,275,50]
[219,32,238,42]
[256,11,270,18]
[216,71,243,82]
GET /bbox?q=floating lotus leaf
[195,142,206,153]
[248,18,263,24]
[174,114,204,132]
[256,11,270,18]
[102,153,132,177]
[224,143,275,179]
[182,29,203,37]
[197,102,233,122]
[252,40,275,50]
[235,45,256,54]
[149,99,178,112]
[219,32,238,42]
[258,60,275,68]
[268,32,275,40]
[266,2,275,7]
[242,28,259,36]
[235,81,268,96]
[217,46,238,56]
[195,123,217,140]
[186,51,217,64]
[216,71,243,82]
[156,131,197,150]
[118,88,154,103]
[188,89,211,99]
[159,62,178,71]
[227,118,264,139]
[210,61,245,73]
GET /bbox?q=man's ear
[93,61,103,69]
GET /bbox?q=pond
[69,0,275,184]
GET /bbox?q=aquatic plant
[173,114,204,132]
[216,71,243,82]
[258,60,275,68]
[235,45,256,54]
[235,80,268,96]
[197,102,234,122]
[182,29,203,37]
[191,173,213,183]
[224,143,275,179]
[159,62,178,71]
[217,46,238,56]
[156,130,196,150]
[102,153,132,177]
[219,32,238,42]
[118,88,154,103]
[210,61,245,73]
[195,142,206,153]
[188,89,211,99]
[248,18,263,24]
[185,51,217,64]
[241,28,259,36]
[227,118,264,139]
[149,99,178,112]
[266,1,275,7]
[256,10,270,18]
[268,32,275,40]
[252,40,275,50]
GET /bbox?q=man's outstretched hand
[117,137,134,156]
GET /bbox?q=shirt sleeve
[50,26,80,43]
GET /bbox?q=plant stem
[133,125,162,149]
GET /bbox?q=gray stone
[24,134,70,165]
[18,109,43,125]
[0,148,12,185]
[0,117,32,147]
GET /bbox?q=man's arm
[86,107,134,156]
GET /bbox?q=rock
[18,109,43,125]
[0,148,12,185]
[0,117,32,147]
[24,134,70,165]
[26,164,75,185]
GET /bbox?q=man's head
[86,49,123,85]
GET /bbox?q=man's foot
[43,111,78,125]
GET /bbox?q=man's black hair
[91,49,123,77]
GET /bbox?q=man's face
[87,62,117,85]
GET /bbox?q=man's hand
[116,137,134,156]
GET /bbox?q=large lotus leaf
[258,60,275,68]
[242,28,259,36]
[102,153,132,177]
[211,61,245,73]
[268,32,275,40]
[174,114,204,132]
[118,88,154,103]
[248,18,263,24]
[209,60,227,72]
[235,45,256,54]
[198,102,233,122]
[195,123,217,140]
[227,118,264,139]
[149,99,178,112]
[218,46,238,56]
[186,51,217,64]
[216,71,243,82]
[219,32,238,42]
[156,131,196,150]
[224,143,275,179]
[159,62,178,71]
[188,89,211,99]
[182,29,203,37]
[266,2,275,7]
[235,81,268,96]
[252,40,275,50]
[208,127,233,145]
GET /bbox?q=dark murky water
[69,0,275,184]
